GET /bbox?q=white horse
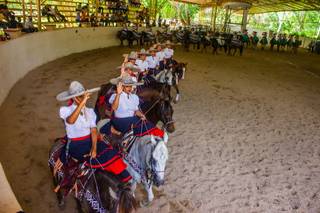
[97,120,169,206]
[125,135,169,206]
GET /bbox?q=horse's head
[149,137,169,187]
[158,94,175,133]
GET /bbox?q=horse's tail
[118,184,137,213]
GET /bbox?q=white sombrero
[117,63,141,72]
[110,75,144,86]
[138,48,150,56]
[56,81,100,101]
[128,51,138,60]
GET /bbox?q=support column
[212,4,217,32]
[22,0,26,24]
[241,8,248,32]
[36,0,41,31]
[223,6,229,32]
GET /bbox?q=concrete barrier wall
[0,27,123,106]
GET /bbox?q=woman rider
[100,75,149,136]
[55,81,132,183]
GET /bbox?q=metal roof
[174,0,320,14]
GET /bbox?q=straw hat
[110,75,144,86]
[149,47,157,53]
[138,48,150,56]
[117,63,141,72]
[56,81,100,101]
[128,51,138,60]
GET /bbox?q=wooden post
[223,6,229,32]
[36,0,41,30]
[212,3,217,32]
[30,0,33,16]
[22,0,26,24]
[241,8,248,32]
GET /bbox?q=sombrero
[138,48,150,56]
[110,75,144,86]
[128,51,138,60]
[56,81,100,101]
[117,63,141,72]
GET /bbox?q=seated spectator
[53,6,67,22]
[0,27,10,40]
[42,5,58,22]
[21,16,38,33]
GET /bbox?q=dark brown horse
[48,140,137,213]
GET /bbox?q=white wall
[0,27,122,106]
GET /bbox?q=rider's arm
[110,83,123,111]
[111,93,121,111]
[65,92,90,124]
[90,127,98,157]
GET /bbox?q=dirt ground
[0,46,319,213]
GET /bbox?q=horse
[225,34,244,56]
[48,139,137,213]
[117,29,140,47]
[123,133,169,206]
[156,30,173,43]
[211,33,227,55]
[140,31,156,46]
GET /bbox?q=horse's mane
[138,88,161,101]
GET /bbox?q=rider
[260,32,268,50]
[155,43,165,70]
[252,31,259,49]
[163,40,174,66]
[127,51,138,65]
[55,81,132,183]
[100,75,148,136]
[146,47,160,75]
[242,29,250,47]
[135,48,150,81]
[270,33,277,51]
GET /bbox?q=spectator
[21,16,38,33]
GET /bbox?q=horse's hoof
[58,200,65,210]
[140,200,152,207]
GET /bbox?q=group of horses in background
[117,27,244,56]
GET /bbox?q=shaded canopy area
[173,0,320,13]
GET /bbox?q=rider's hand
[123,55,128,63]
[54,158,63,175]
[80,91,91,106]
[90,149,97,159]
[117,82,123,94]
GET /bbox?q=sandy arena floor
[0,46,319,213]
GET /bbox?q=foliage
[141,0,199,25]
[247,11,320,38]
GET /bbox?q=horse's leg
[173,84,180,103]
[140,183,154,206]
[75,198,85,213]
[53,175,65,209]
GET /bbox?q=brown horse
[48,139,137,213]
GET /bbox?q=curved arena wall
[0,27,123,106]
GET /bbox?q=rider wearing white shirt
[163,41,174,66]
[100,76,147,136]
[60,104,97,139]
[109,92,139,118]
[135,59,149,72]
